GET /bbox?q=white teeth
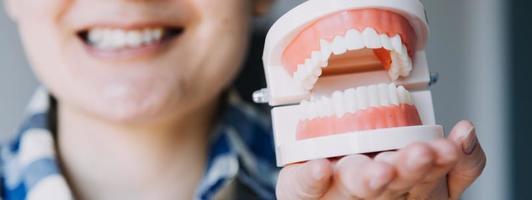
[388,83,400,105]
[300,83,414,119]
[380,34,392,50]
[391,35,403,54]
[345,29,365,51]
[292,28,413,90]
[332,91,345,117]
[125,31,143,48]
[344,89,357,114]
[362,28,381,48]
[397,86,413,105]
[332,36,348,55]
[389,52,402,80]
[368,85,379,107]
[320,39,332,63]
[378,84,390,106]
[87,28,166,50]
[356,86,369,110]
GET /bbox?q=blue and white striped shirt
[0,88,278,200]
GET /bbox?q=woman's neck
[57,100,218,200]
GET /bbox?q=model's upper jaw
[77,26,184,51]
[282,9,417,91]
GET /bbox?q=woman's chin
[68,87,181,125]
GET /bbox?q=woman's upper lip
[74,18,185,32]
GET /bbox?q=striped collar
[1,88,278,200]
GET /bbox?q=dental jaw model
[255,0,443,166]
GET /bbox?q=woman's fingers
[321,155,395,200]
[276,159,333,200]
[447,121,487,200]
[408,139,461,199]
[375,143,436,199]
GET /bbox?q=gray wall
[0,3,38,141]
[0,1,509,199]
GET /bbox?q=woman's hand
[276,121,486,200]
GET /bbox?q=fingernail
[461,127,478,155]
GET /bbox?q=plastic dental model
[254,0,443,167]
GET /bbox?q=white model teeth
[87,28,165,50]
[300,83,414,120]
[293,27,413,90]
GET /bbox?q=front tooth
[391,35,403,54]
[378,84,390,106]
[362,28,381,49]
[125,31,143,48]
[110,29,127,48]
[344,88,357,113]
[332,36,347,55]
[345,29,364,51]
[388,83,400,105]
[320,39,332,65]
[332,91,344,117]
[97,29,114,49]
[323,97,334,117]
[356,86,369,110]
[368,85,379,107]
[380,34,392,50]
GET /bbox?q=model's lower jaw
[77,27,183,58]
[296,83,422,140]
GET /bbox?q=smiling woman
[1,0,279,199]
[0,0,487,200]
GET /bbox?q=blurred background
[1,0,530,199]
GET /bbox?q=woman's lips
[77,26,184,60]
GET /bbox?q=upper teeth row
[293,27,413,90]
[87,28,164,50]
[299,83,413,120]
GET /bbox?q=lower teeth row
[300,83,413,120]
